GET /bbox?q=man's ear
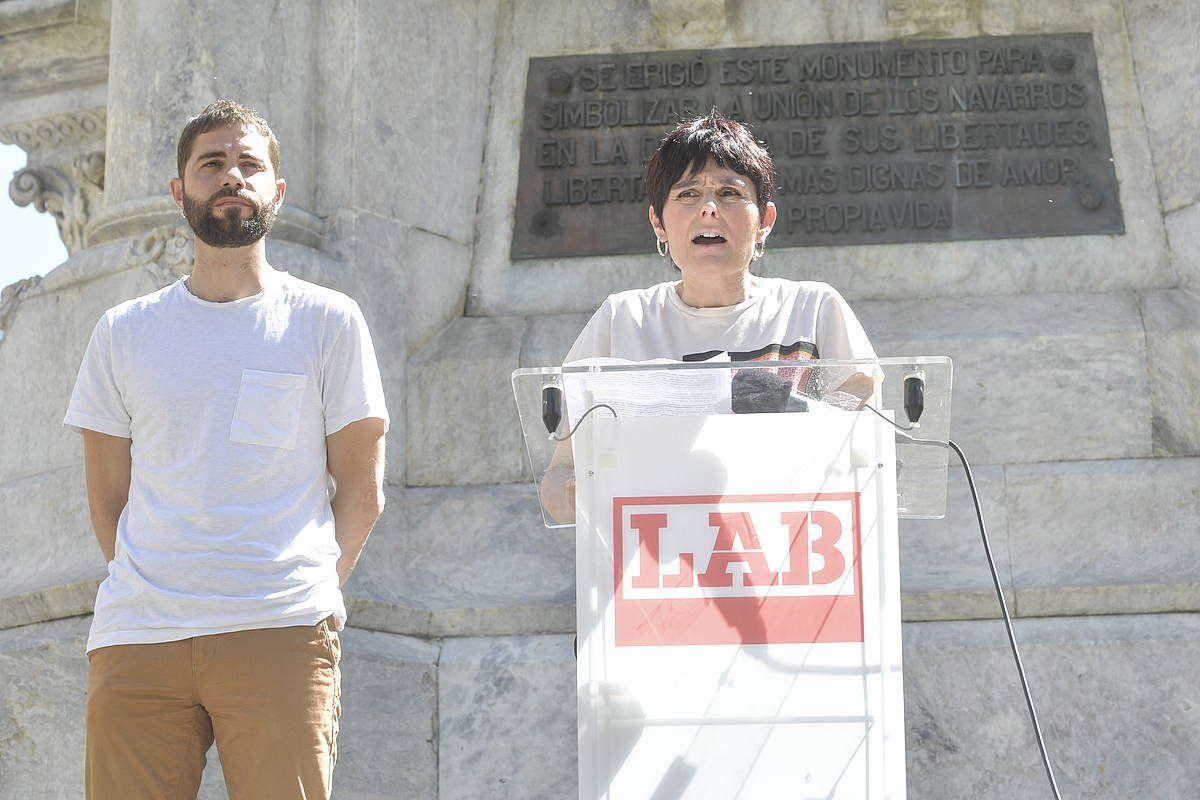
[273,177,286,206]
[169,177,184,210]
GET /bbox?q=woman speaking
[543,111,877,522]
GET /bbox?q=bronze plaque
[512,34,1123,259]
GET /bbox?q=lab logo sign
[612,493,863,647]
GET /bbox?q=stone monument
[1,1,1198,797]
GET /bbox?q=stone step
[0,617,441,800]
[899,454,1200,620]
[7,613,1197,798]
[1001,455,1200,617]
[438,634,577,800]
[348,456,1200,636]
[364,455,1200,632]
[901,613,1200,798]
[861,289,1200,465]
[1140,289,1200,456]
[424,615,1200,799]
[0,617,91,795]
[5,457,1198,637]
[404,290,1200,487]
[345,482,576,637]
[0,465,98,598]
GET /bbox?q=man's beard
[182,187,278,248]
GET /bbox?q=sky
[0,144,69,290]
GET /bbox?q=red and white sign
[613,492,863,647]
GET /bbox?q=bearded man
[64,99,388,800]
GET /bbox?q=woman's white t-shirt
[566,278,877,387]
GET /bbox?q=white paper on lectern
[573,409,906,800]
[561,357,732,426]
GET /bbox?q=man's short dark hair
[176,99,280,179]
[645,110,775,223]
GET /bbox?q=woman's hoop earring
[753,240,766,259]
[656,239,669,257]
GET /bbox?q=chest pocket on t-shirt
[229,369,309,450]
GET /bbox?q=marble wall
[1,0,1197,797]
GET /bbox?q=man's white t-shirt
[64,274,389,652]
[566,278,877,385]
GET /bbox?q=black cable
[550,403,617,441]
[559,403,619,659]
[864,404,1064,800]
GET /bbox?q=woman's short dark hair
[645,110,775,223]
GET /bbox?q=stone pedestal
[2,1,1199,798]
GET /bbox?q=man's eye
[203,160,221,168]
[676,190,698,199]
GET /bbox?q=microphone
[904,371,925,425]
[542,385,564,434]
[731,369,809,414]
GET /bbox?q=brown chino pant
[85,619,341,800]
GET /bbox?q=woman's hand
[837,372,876,408]
[539,441,577,524]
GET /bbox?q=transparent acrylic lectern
[512,357,952,800]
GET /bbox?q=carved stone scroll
[9,153,106,254]
[2,109,108,254]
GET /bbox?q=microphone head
[542,385,564,434]
[903,374,925,425]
